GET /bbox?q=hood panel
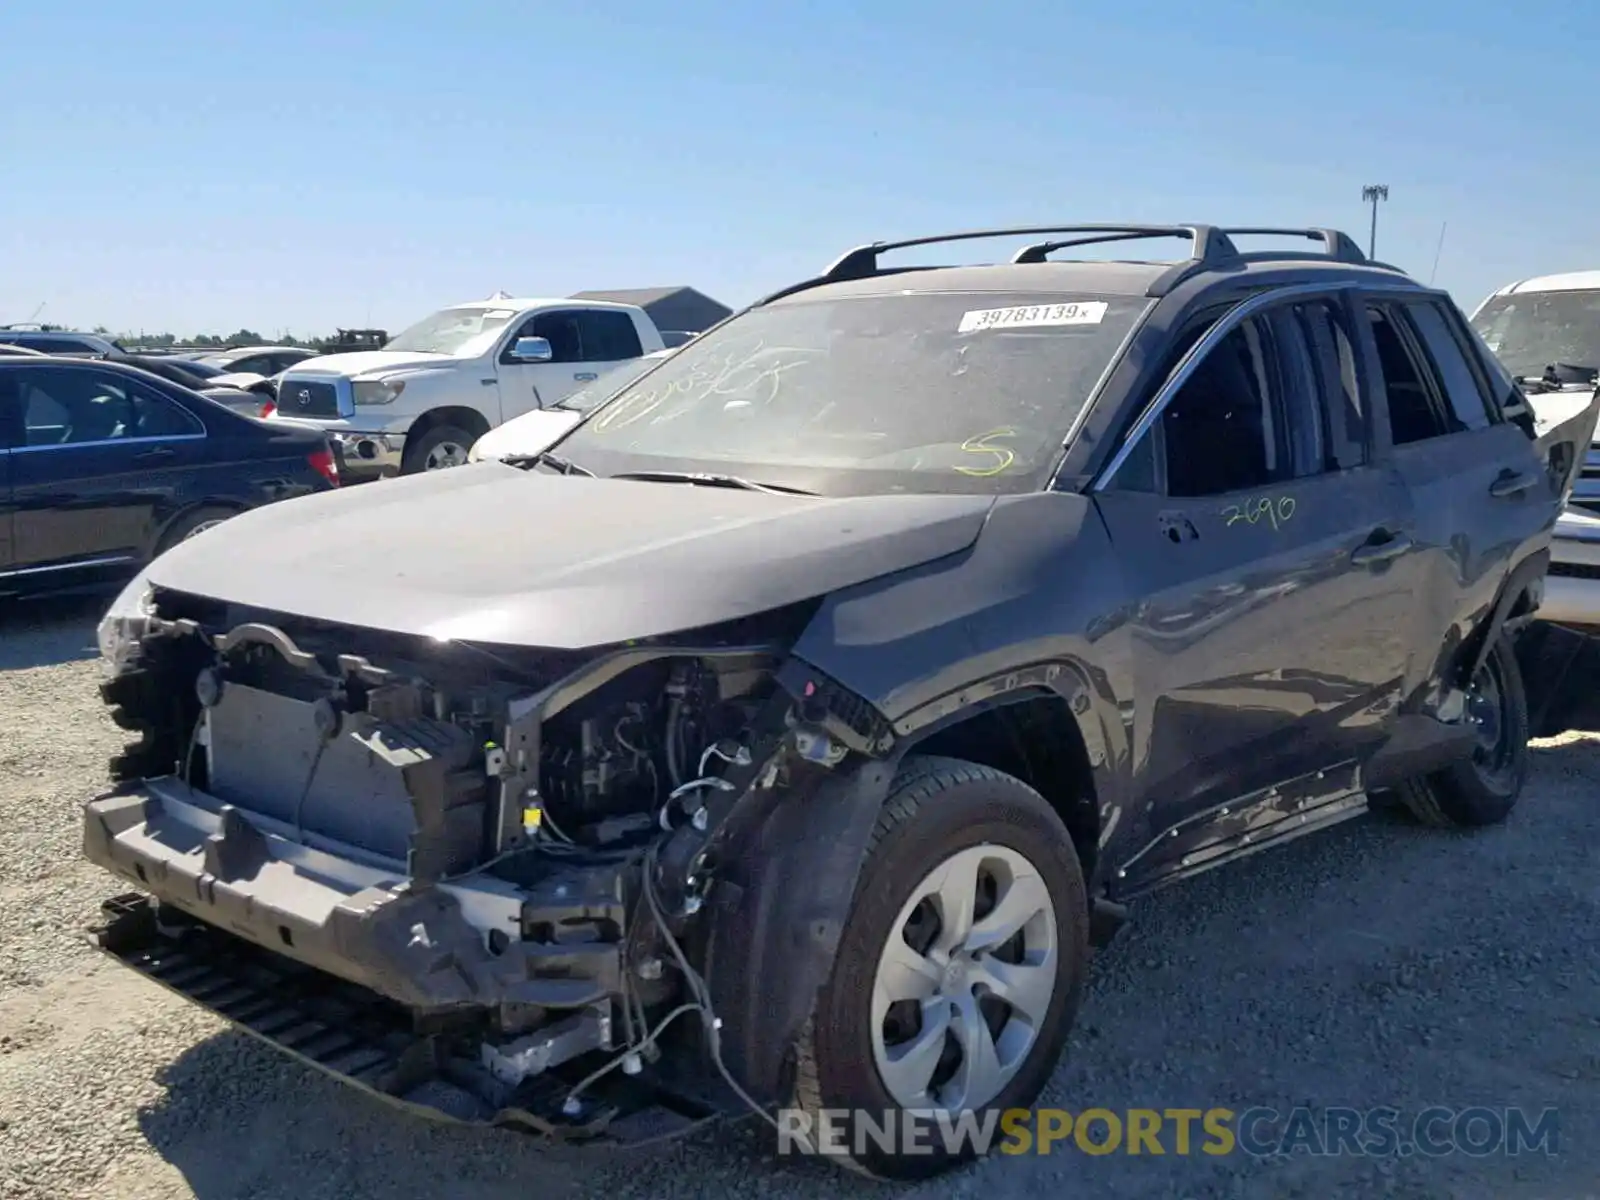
[471,410,583,461]
[285,350,461,378]
[146,468,995,649]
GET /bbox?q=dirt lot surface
[2,596,1596,1200]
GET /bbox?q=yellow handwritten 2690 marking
[1221,495,1297,530]
[955,427,1018,477]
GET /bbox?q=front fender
[700,756,895,1104]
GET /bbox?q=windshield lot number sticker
[958,301,1108,333]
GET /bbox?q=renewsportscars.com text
[776,1105,1561,1159]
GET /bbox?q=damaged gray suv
[83,224,1597,1180]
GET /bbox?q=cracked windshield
[1471,288,1600,382]
[556,292,1147,493]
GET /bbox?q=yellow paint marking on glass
[955,427,1018,476]
[1221,495,1297,530]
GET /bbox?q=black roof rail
[821,224,1242,283]
[1216,227,1367,264]
[753,222,1383,309]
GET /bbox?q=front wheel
[1399,633,1530,827]
[400,424,477,474]
[789,756,1089,1180]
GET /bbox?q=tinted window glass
[1406,302,1493,431]
[1290,300,1367,469]
[577,310,644,361]
[18,369,200,446]
[0,371,20,448]
[528,312,584,363]
[1366,305,1449,445]
[7,335,98,355]
[1158,317,1298,497]
[1265,308,1327,477]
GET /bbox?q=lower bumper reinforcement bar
[87,893,724,1149]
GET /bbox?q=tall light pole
[1362,184,1389,259]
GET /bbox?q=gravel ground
[1,596,1597,1200]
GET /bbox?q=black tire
[400,423,478,474]
[789,755,1089,1181]
[1517,621,1599,738]
[1398,634,1530,827]
[153,506,237,557]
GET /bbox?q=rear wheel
[401,424,477,474]
[1399,634,1529,827]
[153,506,237,557]
[790,756,1089,1180]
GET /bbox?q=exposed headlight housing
[352,378,406,406]
[96,574,157,670]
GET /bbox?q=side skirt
[1112,758,1369,899]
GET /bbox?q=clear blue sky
[2,0,1593,337]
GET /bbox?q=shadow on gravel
[135,1028,880,1200]
[0,594,107,671]
[129,744,1600,1200]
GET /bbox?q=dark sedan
[0,356,339,596]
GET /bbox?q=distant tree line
[18,323,345,349]
[101,327,333,350]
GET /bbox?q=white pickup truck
[266,297,665,481]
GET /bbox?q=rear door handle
[574,372,598,382]
[133,446,175,462]
[1489,469,1536,499]
[1351,531,1412,566]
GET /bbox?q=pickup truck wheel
[790,755,1089,1181]
[1399,635,1529,828]
[401,424,476,474]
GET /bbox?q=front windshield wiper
[609,470,818,496]
[503,450,595,476]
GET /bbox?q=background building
[570,287,731,345]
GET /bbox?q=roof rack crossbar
[1010,229,1213,263]
[1216,227,1367,264]
[820,224,1241,281]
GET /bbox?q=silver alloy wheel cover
[869,843,1058,1112]
[425,440,470,469]
[182,520,223,541]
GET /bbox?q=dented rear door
[1359,294,1559,693]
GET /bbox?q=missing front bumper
[87,893,723,1145]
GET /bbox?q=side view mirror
[510,336,553,363]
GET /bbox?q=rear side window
[45,336,98,354]
[1365,304,1451,445]
[577,311,644,361]
[1404,302,1494,431]
[17,368,201,446]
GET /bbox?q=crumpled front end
[83,583,894,1141]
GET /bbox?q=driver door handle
[1351,529,1412,566]
[574,372,598,382]
[1489,468,1536,499]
